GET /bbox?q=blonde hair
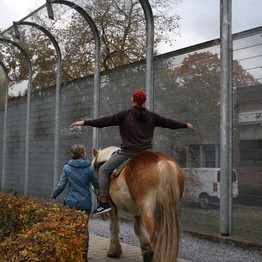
[70,144,86,159]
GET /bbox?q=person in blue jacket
[51,144,99,261]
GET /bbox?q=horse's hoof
[107,252,122,258]
[107,247,122,258]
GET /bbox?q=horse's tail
[153,160,182,262]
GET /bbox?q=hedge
[0,192,87,261]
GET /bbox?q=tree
[62,0,181,71]
[0,26,57,90]
[0,0,181,90]
[155,51,259,165]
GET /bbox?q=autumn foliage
[0,192,87,261]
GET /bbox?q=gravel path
[89,218,262,262]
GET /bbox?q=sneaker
[93,202,111,215]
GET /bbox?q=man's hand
[70,120,84,127]
[187,123,195,131]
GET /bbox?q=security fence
[0,2,261,247]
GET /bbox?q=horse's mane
[96,146,120,163]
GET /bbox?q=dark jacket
[84,106,188,154]
[52,158,99,210]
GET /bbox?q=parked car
[183,168,239,208]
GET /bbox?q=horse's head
[92,146,120,176]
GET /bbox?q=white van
[183,168,239,208]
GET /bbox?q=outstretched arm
[153,112,195,131]
[70,120,84,127]
[70,110,128,128]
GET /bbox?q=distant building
[234,84,262,192]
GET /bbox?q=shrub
[0,192,87,261]
[0,192,23,242]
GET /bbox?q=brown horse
[92,146,185,262]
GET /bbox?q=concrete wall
[0,63,152,198]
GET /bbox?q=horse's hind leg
[107,205,122,257]
[134,215,153,262]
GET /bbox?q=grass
[181,204,262,243]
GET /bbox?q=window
[202,145,216,167]
[217,169,238,182]
[177,144,219,168]
[240,139,262,163]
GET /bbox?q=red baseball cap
[132,89,146,105]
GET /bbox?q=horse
[92,146,185,262]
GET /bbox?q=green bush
[0,192,87,261]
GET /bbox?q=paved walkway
[88,234,190,262]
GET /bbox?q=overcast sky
[0,0,261,52]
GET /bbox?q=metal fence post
[0,61,9,191]
[220,0,233,236]
[139,0,154,111]
[47,0,101,149]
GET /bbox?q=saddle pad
[110,159,130,179]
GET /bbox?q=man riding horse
[71,89,194,215]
